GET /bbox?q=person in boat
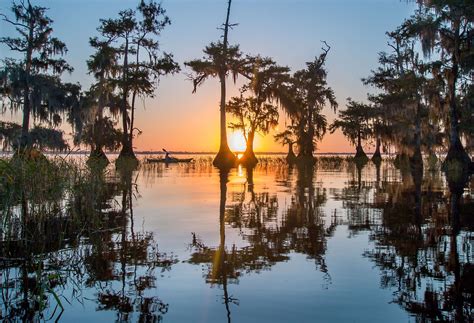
[163,148,177,162]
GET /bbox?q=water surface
[1,156,473,322]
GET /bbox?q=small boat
[146,157,194,164]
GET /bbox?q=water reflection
[349,163,473,321]
[188,163,339,321]
[0,157,472,321]
[0,163,175,321]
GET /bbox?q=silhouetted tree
[274,127,298,163]
[185,0,247,169]
[289,43,337,163]
[0,0,75,154]
[365,27,436,172]
[368,104,384,164]
[330,99,372,160]
[406,1,473,168]
[227,57,289,166]
[0,121,68,151]
[82,38,121,162]
[96,0,178,162]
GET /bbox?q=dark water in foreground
[1,156,473,322]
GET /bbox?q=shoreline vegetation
[0,150,383,156]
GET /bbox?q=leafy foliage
[81,117,123,152]
[0,121,67,151]
[277,44,337,158]
[226,57,290,159]
[329,99,372,147]
[95,0,179,157]
[0,0,76,150]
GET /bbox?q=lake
[1,155,473,322]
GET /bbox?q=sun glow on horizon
[229,131,247,152]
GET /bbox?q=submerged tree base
[213,147,237,170]
[371,150,382,165]
[353,156,369,169]
[88,149,109,166]
[445,161,471,192]
[239,150,258,167]
[354,146,369,164]
[442,143,472,174]
[286,152,297,164]
[443,159,473,182]
[116,154,139,170]
[117,146,138,169]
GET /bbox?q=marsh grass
[315,156,352,170]
[0,155,178,321]
[0,156,121,241]
[0,156,120,320]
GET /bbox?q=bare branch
[0,13,28,29]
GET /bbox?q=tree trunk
[240,130,258,166]
[213,0,237,170]
[89,74,109,165]
[118,35,137,161]
[410,103,423,174]
[299,109,314,159]
[20,21,34,151]
[304,106,315,157]
[355,130,368,161]
[213,74,236,169]
[286,142,296,164]
[129,90,137,149]
[128,41,141,156]
[371,136,382,164]
[296,131,314,164]
[444,18,471,168]
[20,91,31,150]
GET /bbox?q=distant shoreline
[0,150,381,156]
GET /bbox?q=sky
[0,0,417,153]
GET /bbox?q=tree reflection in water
[0,162,176,322]
[188,162,337,321]
[344,161,474,321]
[0,157,472,321]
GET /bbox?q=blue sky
[0,0,417,152]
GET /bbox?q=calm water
[1,155,473,322]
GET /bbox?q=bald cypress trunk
[410,103,423,174]
[213,71,237,169]
[118,35,137,162]
[20,20,34,151]
[213,0,237,170]
[286,142,296,163]
[355,130,368,161]
[371,136,382,164]
[89,72,109,164]
[444,18,471,169]
[240,130,258,166]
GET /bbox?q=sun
[229,131,247,152]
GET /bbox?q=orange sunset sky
[0,0,417,153]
